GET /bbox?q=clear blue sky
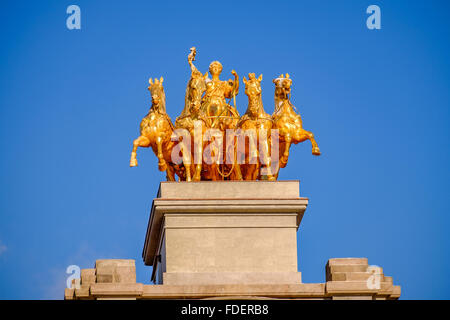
[0,0,449,299]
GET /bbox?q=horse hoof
[312,147,321,156]
[158,162,167,171]
[130,159,138,167]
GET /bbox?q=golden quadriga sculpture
[130,48,321,181]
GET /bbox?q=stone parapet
[65,259,137,300]
[325,258,400,300]
[65,258,400,300]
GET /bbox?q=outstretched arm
[188,47,200,74]
[225,70,239,98]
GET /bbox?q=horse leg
[193,141,203,181]
[265,157,276,181]
[233,164,243,181]
[243,165,253,181]
[258,135,275,180]
[259,156,275,180]
[130,135,150,167]
[242,150,256,180]
[265,155,277,180]
[280,136,291,168]
[252,162,259,180]
[156,136,167,171]
[166,164,176,181]
[183,147,192,182]
[274,170,280,180]
[298,129,321,156]
[232,143,243,180]
[193,164,202,181]
[252,142,260,181]
[184,165,192,182]
[176,139,192,182]
[211,163,219,181]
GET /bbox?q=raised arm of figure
[225,70,239,99]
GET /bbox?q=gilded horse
[236,73,275,180]
[272,74,321,178]
[129,77,184,181]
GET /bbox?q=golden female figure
[199,61,242,180]
[201,61,240,130]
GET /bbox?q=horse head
[243,73,263,117]
[273,73,292,100]
[273,74,293,114]
[148,77,166,113]
[187,70,207,115]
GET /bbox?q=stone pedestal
[65,180,401,300]
[142,181,307,285]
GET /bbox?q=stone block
[81,268,96,285]
[326,264,368,280]
[96,273,113,283]
[328,273,346,281]
[327,258,368,266]
[330,272,373,282]
[141,283,327,299]
[391,285,401,299]
[71,278,81,289]
[90,283,144,297]
[328,264,368,273]
[75,285,90,298]
[332,295,373,300]
[64,288,75,300]
[163,272,302,285]
[96,259,135,268]
[115,266,136,283]
[95,259,136,284]
[383,276,393,285]
[326,281,376,295]
[158,180,300,199]
[164,215,298,275]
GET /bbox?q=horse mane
[179,69,205,118]
[160,88,166,113]
[180,77,193,118]
[245,87,266,116]
[273,89,296,116]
